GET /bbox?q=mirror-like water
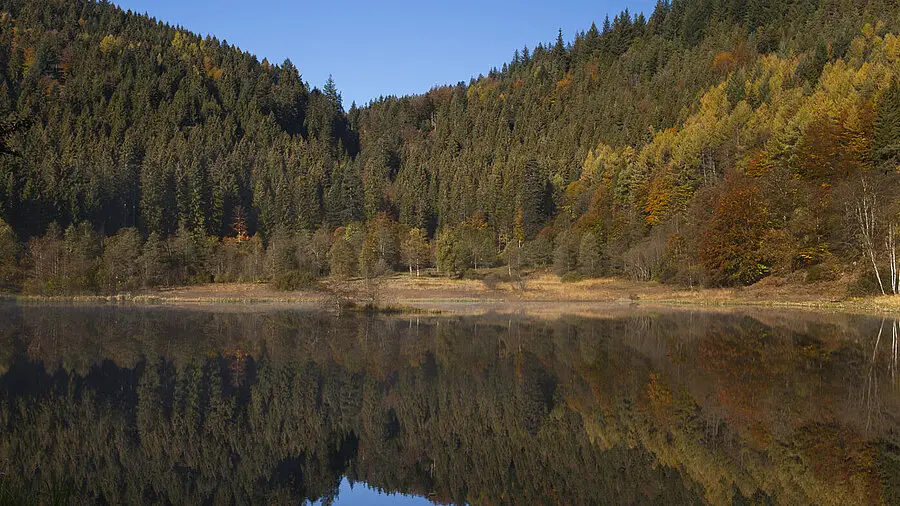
[0,305,897,505]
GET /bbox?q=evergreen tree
[0,218,22,290]
[578,233,602,277]
[139,232,167,288]
[553,231,579,276]
[323,74,343,112]
[520,159,552,238]
[873,80,900,170]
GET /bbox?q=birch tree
[855,177,887,295]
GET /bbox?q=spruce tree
[873,80,900,171]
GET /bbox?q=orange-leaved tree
[699,174,775,286]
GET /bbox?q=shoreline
[4,273,900,317]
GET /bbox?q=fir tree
[873,80,900,170]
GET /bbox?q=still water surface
[0,305,897,505]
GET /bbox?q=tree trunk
[868,247,885,296]
[890,224,899,294]
[856,181,886,295]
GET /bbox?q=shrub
[274,270,320,291]
[804,258,841,283]
[847,268,883,297]
[560,272,584,283]
[482,273,500,290]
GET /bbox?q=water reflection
[0,305,897,505]
[309,478,434,505]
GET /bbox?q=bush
[99,228,143,293]
[482,273,501,290]
[847,268,884,297]
[804,259,840,283]
[560,272,584,283]
[274,270,320,291]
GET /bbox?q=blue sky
[308,478,433,505]
[113,0,657,108]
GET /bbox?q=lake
[0,305,897,505]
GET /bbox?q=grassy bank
[5,270,900,317]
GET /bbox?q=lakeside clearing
[6,271,900,317]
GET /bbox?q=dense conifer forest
[2,0,900,294]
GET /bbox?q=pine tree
[0,219,22,290]
[323,74,343,112]
[682,0,710,44]
[520,159,552,238]
[873,80,900,170]
[139,232,166,288]
[578,233,602,277]
[0,117,27,157]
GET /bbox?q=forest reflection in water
[0,305,898,505]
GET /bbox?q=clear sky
[112,0,658,108]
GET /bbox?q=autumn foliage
[699,174,773,286]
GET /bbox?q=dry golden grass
[11,270,900,317]
[372,272,735,304]
[352,271,899,316]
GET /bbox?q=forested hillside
[1,0,900,294]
